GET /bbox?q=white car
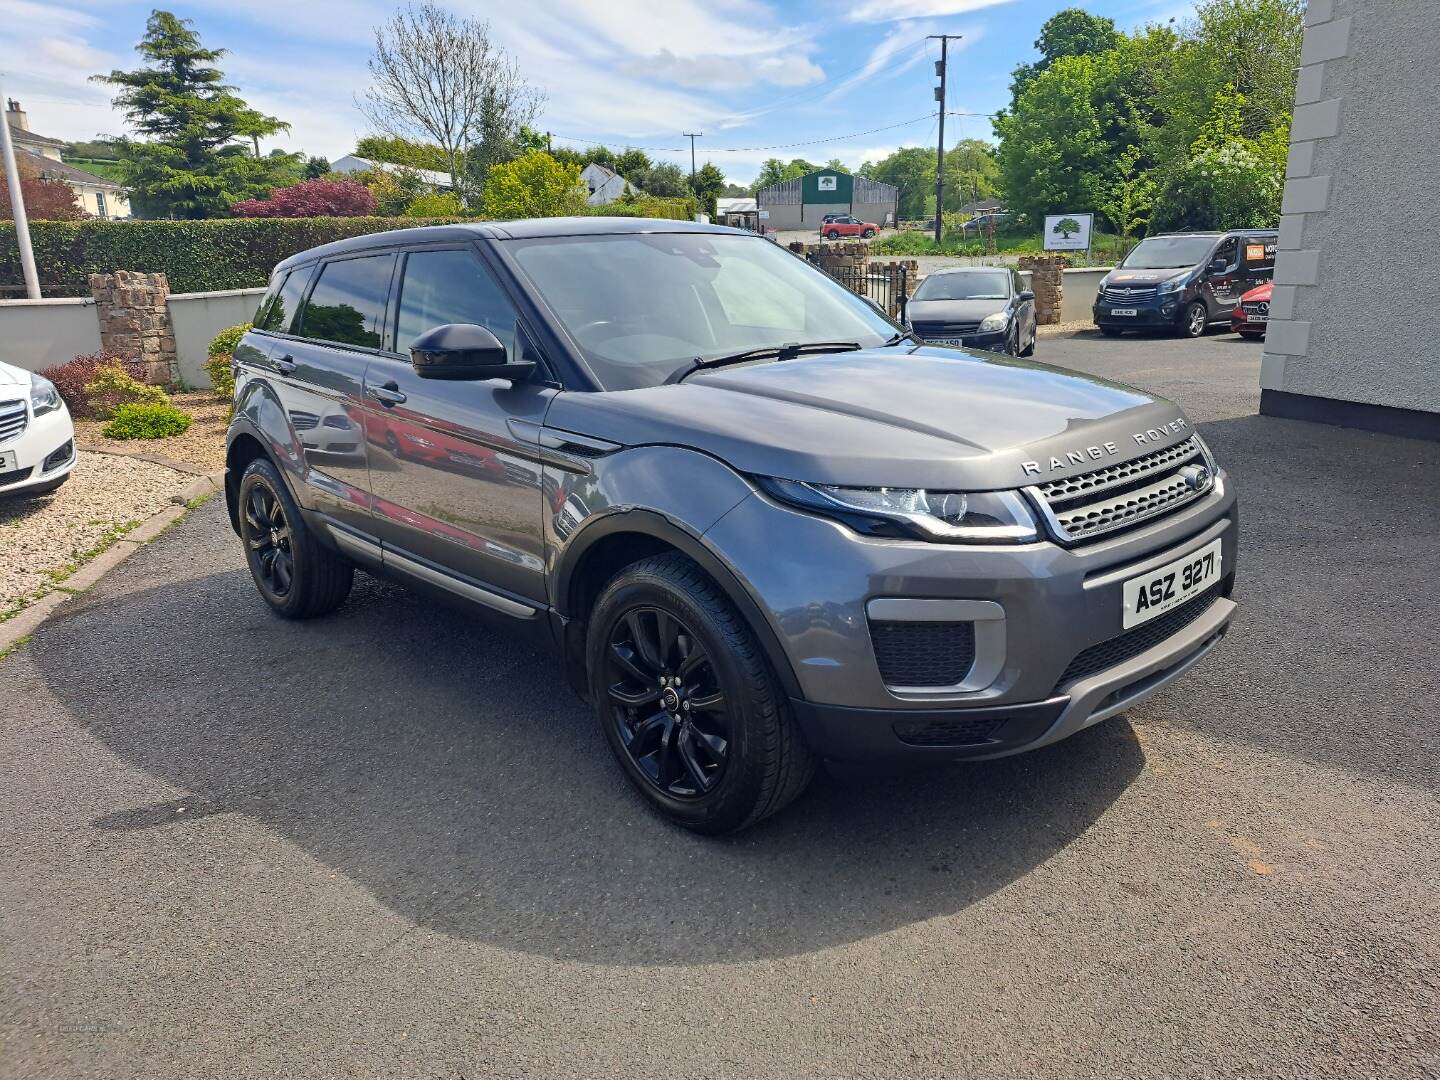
[0,359,76,497]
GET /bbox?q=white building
[4,99,130,220]
[330,155,454,191]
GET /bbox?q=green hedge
[3,202,699,298]
[0,217,461,297]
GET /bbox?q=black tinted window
[256,266,313,333]
[300,254,395,348]
[396,248,517,357]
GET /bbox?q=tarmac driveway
[2,334,1437,1078]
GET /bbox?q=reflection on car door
[265,255,390,533]
[362,244,554,607]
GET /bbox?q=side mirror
[409,323,535,382]
[1017,290,1035,302]
[1208,258,1229,274]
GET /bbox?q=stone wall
[88,271,178,385]
[1018,256,1067,325]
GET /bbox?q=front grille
[893,716,1002,747]
[1029,436,1211,543]
[288,410,319,431]
[1056,587,1221,690]
[1102,285,1158,302]
[0,399,27,444]
[1242,301,1269,316]
[912,321,980,338]
[870,619,976,688]
[43,439,74,471]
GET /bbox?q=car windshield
[1121,236,1217,270]
[911,271,1010,301]
[505,232,896,390]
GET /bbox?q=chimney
[6,99,28,132]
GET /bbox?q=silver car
[225,219,1237,833]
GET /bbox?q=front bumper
[914,328,1010,352]
[1093,297,1184,329]
[704,472,1238,760]
[0,401,76,495]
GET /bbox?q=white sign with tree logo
[1044,212,1093,252]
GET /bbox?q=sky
[0,0,1196,185]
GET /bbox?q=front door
[362,245,554,607]
[1201,237,1242,316]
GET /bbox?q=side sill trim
[382,546,539,620]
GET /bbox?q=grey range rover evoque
[225,217,1238,833]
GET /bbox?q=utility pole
[928,35,962,246]
[683,132,702,179]
[546,131,552,153]
[0,81,40,299]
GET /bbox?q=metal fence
[807,257,911,321]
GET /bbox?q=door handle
[272,353,296,375]
[368,383,407,407]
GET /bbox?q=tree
[614,148,652,185]
[688,162,726,217]
[232,178,377,217]
[942,139,1001,213]
[823,158,850,174]
[1008,8,1122,106]
[355,134,449,172]
[859,147,934,219]
[1096,146,1156,243]
[360,3,542,197]
[482,151,586,219]
[639,163,688,198]
[93,10,293,218]
[303,156,331,180]
[0,157,86,221]
[754,157,816,189]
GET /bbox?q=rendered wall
[0,298,102,371]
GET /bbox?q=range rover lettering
[226,218,1238,833]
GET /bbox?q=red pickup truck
[820,214,879,240]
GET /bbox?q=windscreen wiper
[667,341,861,384]
[883,329,922,346]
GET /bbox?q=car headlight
[1156,276,1187,294]
[978,311,1009,333]
[756,477,1039,543]
[29,373,63,417]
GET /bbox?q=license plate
[1122,538,1223,629]
[1245,312,1268,323]
[0,450,16,474]
[1110,308,1138,317]
[931,337,965,346]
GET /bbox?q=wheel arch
[553,509,804,703]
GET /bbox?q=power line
[546,113,938,156]
[682,132,702,177]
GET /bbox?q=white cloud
[623,49,825,91]
[845,0,1014,22]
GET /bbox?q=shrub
[101,402,192,440]
[405,191,464,218]
[0,217,461,297]
[585,196,697,221]
[208,322,250,358]
[83,364,171,419]
[233,179,377,218]
[39,352,147,418]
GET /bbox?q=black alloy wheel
[243,480,295,599]
[237,457,353,619]
[605,606,730,799]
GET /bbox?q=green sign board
[801,169,854,205]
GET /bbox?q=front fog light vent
[43,440,74,471]
[869,619,976,688]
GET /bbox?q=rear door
[277,251,395,533]
[1240,235,1278,290]
[361,243,554,607]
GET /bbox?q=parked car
[821,215,879,240]
[1231,280,1272,339]
[1094,229,1278,338]
[905,267,1037,356]
[226,218,1238,834]
[0,359,76,498]
[960,212,1011,233]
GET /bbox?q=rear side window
[255,266,313,333]
[1243,237,1277,273]
[395,248,518,358]
[299,254,396,349]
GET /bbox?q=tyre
[1179,301,1208,338]
[1099,325,1123,337]
[1020,328,1036,357]
[238,457,353,619]
[587,552,816,834]
[826,230,840,240]
[862,228,876,239]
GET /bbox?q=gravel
[0,451,187,615]
[71,390,230,473]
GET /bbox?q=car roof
[273,216,743,272]
[930,266,1010,274]
[1149,229,1278,239]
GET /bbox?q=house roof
[15,146,123,191]
[716,197,757,214]
[330,155,452,190]
[5,116,66,150]
[958,199,1005,214]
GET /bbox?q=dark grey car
[905,267,1037,355]
[225,218,1238,833]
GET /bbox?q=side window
[395,248,518,358]
[298,254,395,349]
[1212,238,1238,272]
[255,266,313,333]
